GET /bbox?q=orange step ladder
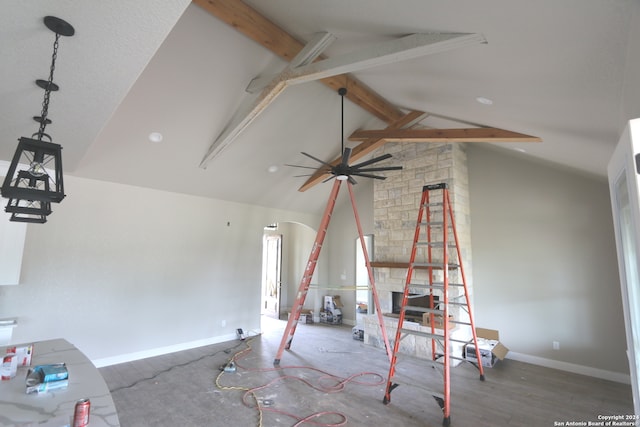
[273,179,392,366]
[382,183,485,426]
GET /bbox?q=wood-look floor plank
[99,319,634,427]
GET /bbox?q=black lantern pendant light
[0,16,74,223]
[5,194,52,224]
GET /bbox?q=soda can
[1,354,17,380]
[73,398,90,427]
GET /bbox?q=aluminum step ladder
[382,182,485,426]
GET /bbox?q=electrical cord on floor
[215,336,385,427]
[108,339,249,393]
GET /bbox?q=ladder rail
[347,181,393,363]
[426,189,439,366]
[384,187,428,403]
[445,186,486,381]
[441,188,451,420]
[273,179,341,365]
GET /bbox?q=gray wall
[467,145,628,377]
[622,0,640,124]
[0,175,319,365]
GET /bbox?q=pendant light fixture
[0,16,74,223]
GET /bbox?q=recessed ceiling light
[476,97,493,105]
[148,132,163,143]
[267,165,279,173]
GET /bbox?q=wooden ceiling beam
[349,127,543,143]
[192,0,405,124]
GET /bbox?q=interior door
[262,234,282,319]
[607,118,640,415]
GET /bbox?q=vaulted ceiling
[0,1,635,214]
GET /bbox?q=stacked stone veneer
[364,141,473,360]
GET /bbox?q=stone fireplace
[364,141,473,360]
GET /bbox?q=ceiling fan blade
[353,166,403,172]
[341,147,352,167]
[351,153,392,168]
[352,172,387,180]
[322,174,337,183]
[285,164,329,170]
[348,176,358,185]
[301,152,333,167]
[293,174,315,177]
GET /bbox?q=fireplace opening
[391,291,439,321]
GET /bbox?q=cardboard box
[299,312,314,324]
[6,345,33,366]
[288,309,314,324]
[319,311,342,324]
[464,328,509,368]
[324,295,343,310]
[25,363,69,394]
[422,313,455,329]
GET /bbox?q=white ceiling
[0,0,635,214]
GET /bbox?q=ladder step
[430,282,464,288]
[399,328,472,345]
[406,284,464,293]
[412,262,460,269]
[450,320,472,326]
[422,202,443,208]
[419,221,451,227]
[400,328,444,340]
[447,301,469,306]
[416,242,457,248]
[403,306,444,315]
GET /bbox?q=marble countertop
[0,338,120,427]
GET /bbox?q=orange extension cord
[215,336,385,427]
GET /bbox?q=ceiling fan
[287,88,402,185]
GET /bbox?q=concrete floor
[99,316,634,427]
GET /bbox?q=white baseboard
[92,334,631,387]
[92,333,243,368]
[342,318,356,327]
[507,351,631,384]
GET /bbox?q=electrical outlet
[553,341,560,350]
[236,328,245,340]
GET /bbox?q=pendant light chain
[37,32,60,141]
[339,87,347,156]
[341,90,344,155]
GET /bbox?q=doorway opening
[355,234,373,326]
[261,233,282,320]
[260,221,319,333]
